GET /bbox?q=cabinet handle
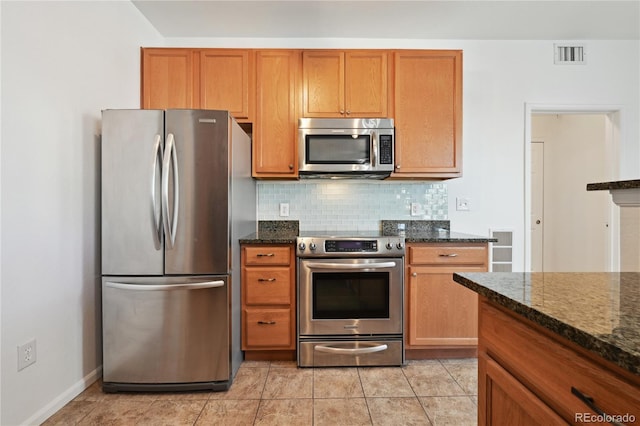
[256,253,275,257]
[257,278,276,282]
[571,387,625,426]
[257,320,276,325]
[439,253,458,257]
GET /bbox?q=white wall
[0,2,162,424]
[162,37,640,270]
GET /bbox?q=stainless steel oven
[297,234,405,367]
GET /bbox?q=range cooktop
[296,232,405,257]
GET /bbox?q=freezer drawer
[102,276,230,391]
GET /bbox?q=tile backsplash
[257,181,448,231]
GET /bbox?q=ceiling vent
[554,43,586,65]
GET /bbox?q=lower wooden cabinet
[478,298,640,425]
[241,244,296,360]
[405,243,488,357]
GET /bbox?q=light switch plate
[279,203,290,217]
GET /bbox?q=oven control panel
[297,236,405,257]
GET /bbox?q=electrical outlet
[456,197,471,211]
[410,202,420,216]
[18,339,37,371]
[279,203,290,217]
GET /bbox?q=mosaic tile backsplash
[257,181,448,231]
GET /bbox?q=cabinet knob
[288,164,294,170]
[340,109,345,115]
[346,110,351,115]
[412,272,417,277]
[395,164,401,170]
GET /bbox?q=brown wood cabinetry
[141,48,253,122]
[392,50,463,179]
[141,47,464,180]
[199,49,253,121]
[141,48,196,109]
[253,50,301,178]
[478,299,640,425]
[302,50,389,118]
[241,244,296,360]
[405,243,488,357]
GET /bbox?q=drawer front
[244,309,292,348]
[480,301,640,423]
[244,267,291,305]
[244,246,291,266]
[409,244,487,266]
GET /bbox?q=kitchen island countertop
[453,272,640,376]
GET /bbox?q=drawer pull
[438,253,458,257]
[257,278,277,282]
[257,320,276,325]
[256,253,275,257]
[571,387,625,426]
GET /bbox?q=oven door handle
[314,343,388,355]
[304,261,397,270]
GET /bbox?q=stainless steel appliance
[297,233,405,367]
[101,109,255,392]
[298,118,395,179]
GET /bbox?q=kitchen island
[453,272,639,425]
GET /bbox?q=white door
[531,114,612,272]
[531,142,544,272]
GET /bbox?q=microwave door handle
[371,132,378,166]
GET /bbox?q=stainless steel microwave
[298,118,395,179]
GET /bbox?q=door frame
[524,103,622,272]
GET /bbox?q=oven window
[306,135,370,164]
[312,272,389,319]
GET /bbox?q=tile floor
[42,358,478,425]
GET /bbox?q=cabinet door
[254,50,300,177]
[199,49,253,121]
[393,50,462,178]
[345,51,388,117]
[141,48,195,109]
[407,266,482,347]
[479,354,568,426]
[302,51,345,117]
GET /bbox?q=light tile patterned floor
[43,358,478,425]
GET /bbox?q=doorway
[526,109,618,272]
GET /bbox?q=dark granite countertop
[587,179,640,191]
[453,272,640,375]
[239,220,495,244]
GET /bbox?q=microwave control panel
[379,135,393,165]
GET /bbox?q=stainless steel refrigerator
[100,109,255,392]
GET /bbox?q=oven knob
[386,242,393,250]
[309,242,317,251]
[298,242,306,251]
[396,242,404,250]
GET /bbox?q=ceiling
[131,0,640,40]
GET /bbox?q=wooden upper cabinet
[392,50,463,179]
[141,48,195,109]
[302,50,388,118]
[199,49,253,121]
[254,50,300,178]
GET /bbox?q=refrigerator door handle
[150,134,163,250]
[162,133,179,248]
[105,280,225,291]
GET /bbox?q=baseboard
[23,365,102,425]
